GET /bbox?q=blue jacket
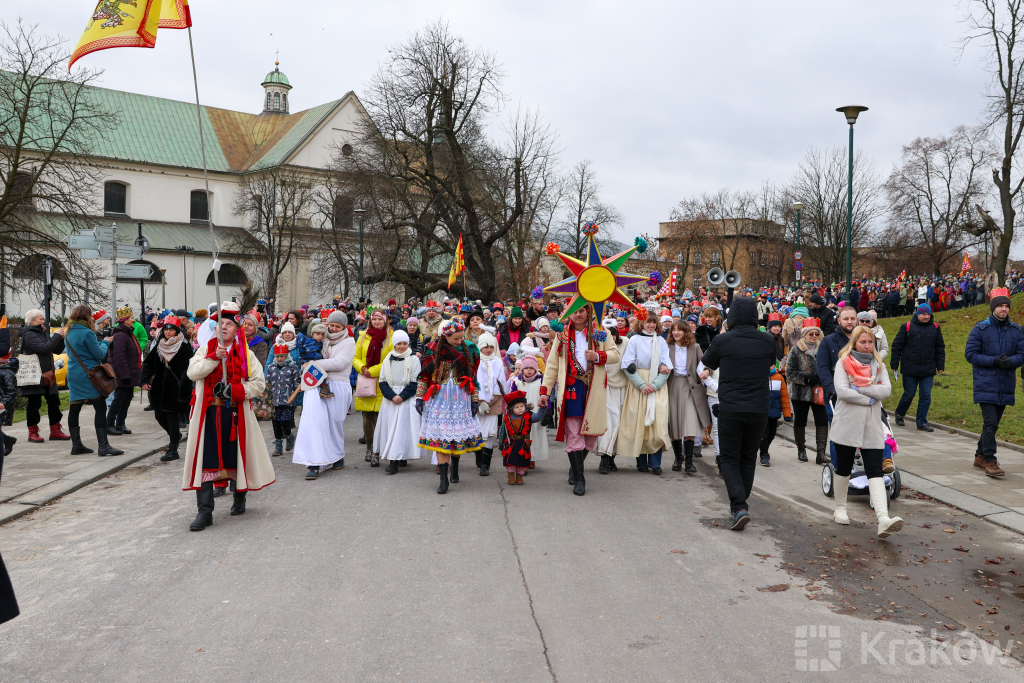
[964,315,1024,406]
[887,290,900,306]
[65,323,111,402]
[296,333,324,364]
[816,328,851,399]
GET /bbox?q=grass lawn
[878,293,1024,447]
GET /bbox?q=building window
[104,181,127,216]
[760,252,766,266]
[333,195,354,230]
[206,263,249,286]
[266,93,272,110]
[692,276,700,288]
[274,92,281,111]
[341,143,354,157]
[14,254,65,280]
[710,251,719,265]
[190,190,209,223]
[692,252,702,266]
[12,173,33,208]
[281,93,287,112]
[750,251,755,265]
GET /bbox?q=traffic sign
[794,250,802,260]
[117,244,144,259]
[135,236,150,254]
[97,243,113,259]
[117,264,152,279]
[79,249,101,260]
[68,233,98,250]
[794,260,803,271]
[93,226,115,243]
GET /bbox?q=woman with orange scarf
[829,325,902,538]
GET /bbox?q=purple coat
[110,323,142,387]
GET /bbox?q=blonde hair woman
[830,325,902,537]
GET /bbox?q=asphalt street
[0,416,1022,682]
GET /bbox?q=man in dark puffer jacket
[890,303,945,431]
[700,297,776,531]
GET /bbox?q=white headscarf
[476,332,504,402]
[380,333,414,389]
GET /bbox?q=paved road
[0,417,1021,682]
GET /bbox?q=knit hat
[686,314,699,324]
[273,343,290,355]
[791,306,809,318]
[510,306,524,319]
[478,331,498,350]
[672,309,681,317]
[391,330,410,346]
[308,323,327,336]
[990,287,1011,312]
[406,316,418,326]
[521,355,539,371]
[468,307,484,322]
[660,315,672,324]
[388,299,397,306]
[280,322,296,335]
[327,310,348,326]
[534,317,550,331]
[857,311,873,323]
[916,303,932,316]
[809,293,824,306]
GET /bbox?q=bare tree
[0,20,112,305]
[339,20,558,302]
[785,146,884,284]
[553,159,622,260]
[886,125,994,275]
[961,0,1024,286]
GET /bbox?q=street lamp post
[836,105,868,306]
[793,202,803,283]
[354,208,367,301]
[175,245,195,310]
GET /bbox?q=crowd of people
[1,268,1022,539]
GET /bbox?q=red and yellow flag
[70,0,192,70]
[960,253,972,275]
[448,234,465,288]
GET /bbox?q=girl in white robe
[511,352,549,467]
[474,332,507,476]
[375,331,424,473]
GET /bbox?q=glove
[892,369,899,381]
[471,401,479,417]
[827,392,837,405]
[415,398,424,415]
[477,401,489,416]
[1000,356,1014,369]
[868,397,876,405]
[626,363,637,374]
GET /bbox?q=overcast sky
[43,1,999,249]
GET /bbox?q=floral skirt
[419,379,483,455]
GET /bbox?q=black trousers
[154,409,182,445]
[978,403,1006,461]
[717,411,768,513]
[272,419,292,439]
[791,400,827,429]
[25,392,62,428]
[834,444,884,478]
[759,418,778,455]
[106,386,134,427]
[68,398,105,430]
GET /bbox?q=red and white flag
[657,267,677,297]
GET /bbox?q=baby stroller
[821,408,901,506]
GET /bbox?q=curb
[0,446,164,527]
[773,424,1024,537]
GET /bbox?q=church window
[274,92,280,111]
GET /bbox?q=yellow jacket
[352,328,394,412]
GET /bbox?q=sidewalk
[776,415,1024,534]
[0,399,173,524]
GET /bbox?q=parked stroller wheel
[821,464,835,498]
[889,468,902,500]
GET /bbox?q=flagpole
[186,26,227,385]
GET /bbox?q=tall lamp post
[836,105,868,306]
[174,245,195,310]
[793,202,803,283]
[354,208,367,301]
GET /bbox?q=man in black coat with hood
[700,297,777,530]
[807,294,837,336]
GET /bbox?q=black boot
[608,455,618,471]
[160,439,180,462]
[794,424,808,462]
[567,450,580,485]
[96,428,123,456]
[449,455,460,483]
[599,454,611,473]
[385,458,398,474]
[69,427,93,455]
[438,463,450,494]
[476,450,483,469]
[479,448,491,476]
[3,433,15,456]
[572,451,586,496]
[106,423,124,436]
[671,439,683,471]
[190,482,214,531]
[230,491,247,515]
[815,424,829,465]
[684,440,696,473]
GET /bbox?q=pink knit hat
[521,355,539,371]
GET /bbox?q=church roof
[17,78,354,174]
[262,66,291,88]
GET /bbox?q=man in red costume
[183,302,275,531]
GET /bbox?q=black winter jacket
[890,314,945,377]
[700,298,777,414]
[140,340,195,413]
[0,358,17,427]
[810,306,837,336]
[109,323,141,387]
[695,324,719,352]
[17,324,64,397]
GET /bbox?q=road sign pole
[110,224,117,327]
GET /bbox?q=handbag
[813,386,825,406]
[354,371,377,398]
[66,339,117,398]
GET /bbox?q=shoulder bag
[66,338,117,398]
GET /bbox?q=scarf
[364,325,388,367]
[380,346,413,389]
[326,327,349,346]
[842,352,874,387]
[158,334,184,363]
[275,333,296,351]
[476,350,505,402]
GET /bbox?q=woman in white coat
[376,331,424,474]
[595,320,627,473]
[474,332,507,476]
[617,314,672,474]
[830,325,902,537]
[292,311,356,480]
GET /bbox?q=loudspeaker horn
[724,270,742,288]
[707,267,725,286]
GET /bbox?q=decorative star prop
[544,233,645,322]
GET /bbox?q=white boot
[832,474,850,524]
[868,478,903,538]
